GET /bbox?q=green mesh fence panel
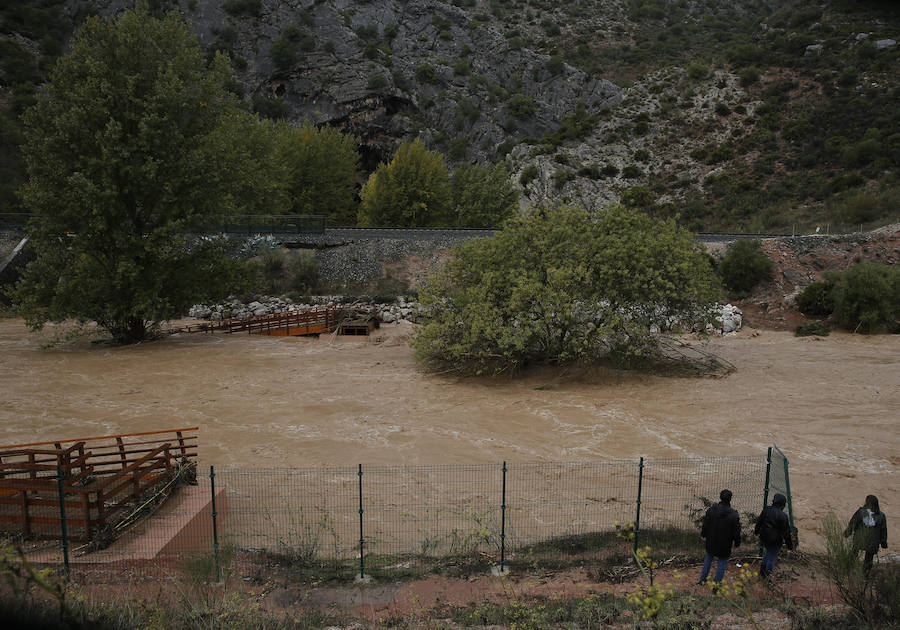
[363,464,497,559]
[214,467,360,559]
[767,445,796,539]
[505,460,639,551]
[637,456,767,551]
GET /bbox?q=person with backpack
[754,493,793,579]
[699,489,742,584]
[845,494,888,574]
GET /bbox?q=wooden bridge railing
[0,428,198,544]
[179,305,346,336]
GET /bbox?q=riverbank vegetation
[413,204,721,375]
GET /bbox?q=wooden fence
[0,428,197,544]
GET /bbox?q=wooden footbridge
[175,305,377,337]
[0,428,198,546]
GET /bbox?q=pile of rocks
[188,295,422,325]
[713,303,743,334]
[188,296,741,333]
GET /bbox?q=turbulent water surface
[1,318,897,547]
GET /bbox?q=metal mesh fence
[11,449,792,576]
[638,456,767,550]
[767,445,797,540]
[505,460,639,549]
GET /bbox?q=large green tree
[451,161,519,228]
[10,5,261,343]
[275,120,360,224]
[413,204,721,374]
[357,138,452,227]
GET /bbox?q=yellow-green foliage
[358,138,453,227]
[413,204,721,374]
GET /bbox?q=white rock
[875,39,897,50]
[804,44,823,56]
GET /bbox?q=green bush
[621,186,654,209]
[452,59,470,75]
[738,66,760,86]
[796,281,835,317]
[718,239,773,295]
[251,95,290,120]
[519,164,539,186]
[831,261,900,333]
[546,55,565,76]
[553,168,574,190]
[415,64,438,84]
[367,73,387,90]
[795,320,830,337]
[686,62,709,80]
[507,93,537,119]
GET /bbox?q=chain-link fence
[12,447,794,578]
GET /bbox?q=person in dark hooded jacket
[845,494,888,574]
[699,489,742,584]
[754,493,793,579]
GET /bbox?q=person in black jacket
[754,493,793,579]
[845,494,888,574]
[699,489,742,584]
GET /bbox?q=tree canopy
[274,120,359,224]
[451,161,519,228]
[357,138,453,227]
[413,204,721,374]
[9,5,260,343]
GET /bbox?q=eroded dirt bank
[0,319,897,547]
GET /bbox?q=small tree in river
[413,204,721,374]
[9,5,262,343]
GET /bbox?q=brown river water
[0,318,897,548]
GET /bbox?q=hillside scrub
[718,239,774,296]
[413,204,721,375]
[830,260,900,333]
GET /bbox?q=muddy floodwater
[0,318,897,547]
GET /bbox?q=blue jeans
[761,544,781,575]
[699,553,728,583]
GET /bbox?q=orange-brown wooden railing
[0,428,197,543]
[177,305,345,336]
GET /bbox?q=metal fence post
[358,464,365,579]
[782,452,797,546]
[760,447,772,556]
[500,461,507,573]
[210,466,220,582]
[634,457,644,554]
[56,465,70,582]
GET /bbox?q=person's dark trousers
[699,553,728,583]
[864,550,875,575]
[760,544,781,577]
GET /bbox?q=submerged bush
[795,320,830,337]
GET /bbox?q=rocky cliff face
[66,0,622,169]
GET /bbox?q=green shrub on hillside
[686,62,709,80]
[718,239,773,295]
[830,261,900,333]
[796,281,835,317]
[507,93,536,119]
